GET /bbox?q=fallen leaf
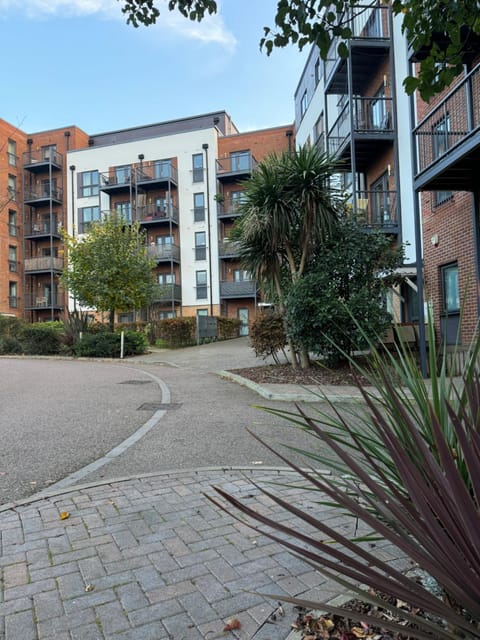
[60,512,70,520]
[223,617,241,631]
[84,584,95,592]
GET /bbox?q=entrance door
[238,307,249,336]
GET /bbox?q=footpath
[0,341,402,640]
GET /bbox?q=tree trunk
[109,309,115,332]
[299,348,310,369]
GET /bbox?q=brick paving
[0,467,376,640]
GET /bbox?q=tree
[61,216,156,330]
[119,0,480,101]
[285,219,404,364]
[232,146,343,368]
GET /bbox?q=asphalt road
[0,339,338,505]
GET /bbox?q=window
[8,246,17,272]
[115,165,130,184]
[433,115,450,159]
[115,201,132,222]
[196,270,208,299]
[8,175,16,201]
[442,263,460,313]
[78,170,99,197]
[158,273,175,285]
[118,312,134,323]
[197,309,208,317]
[156,235,173,246]
[79,206,101,233]
[300,90,308,117]
[233,269,250,282]
[370,86,388,129]
[8,210,17,236]
[154,159,172,179]
[7,140,16,166]
[371,172,391,224]
[9,282,17,308]
[192,153,204,182]
[231,190,246,209]
[158,311,176,319]
[195,231,207,260]
[42,144,56,161]
[194,193,205,222]
[434,190,453,206]
[41,178,58,198]
[230,151,250,172]
[315,112,325,150]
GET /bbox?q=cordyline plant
[207,319,480,639]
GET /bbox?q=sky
[0,0,308,137]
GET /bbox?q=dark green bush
[158,317,195,347]
[0,315,25,338]
[0,336,23,355]
[19,324,62,355]
[75,330,147,357]
[250,312,287,363]
[217,316,241,340]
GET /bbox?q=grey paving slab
[0,468,409,640]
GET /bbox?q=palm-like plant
[232,146,343,367]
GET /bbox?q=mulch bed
[230,362,371,387]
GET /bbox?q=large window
[78,170,99,197]
[442,263,460,313]
[42,144,57,161]
[115,166,130,184]
[154,159,172,179]
[158,273,175,285]
[192,153,204,183]
[233,269,250,282]
[300,90,308,117]
[196,270,208,299]
[79,206,101,233]
[230,151,250,172]
[7,140,16,166]
[231,190,246,209]
[8,175,16,201]
[9,282,17,308]
[8,210,17,236]
[8,246,17,272]
[195,231,207,261]
[193,193,205,222]
[115,201,132,222]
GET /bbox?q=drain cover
[119,380,153,385]
[137,402,182,411]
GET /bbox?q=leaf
[223,617,241,631]
[84,583,95,592]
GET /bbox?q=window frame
[195,231,207,261]
[441,262,460,314]
[78,205,101,233]
[193,192,205,222]
[78,170,99,198]
[192,153,204,183]
[195,270,208,299]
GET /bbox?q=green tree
[232,146,343,368]
[118,0,480,101]
[286,219,404,364]
[61,216,156,330]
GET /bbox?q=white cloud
[0,0,237,51]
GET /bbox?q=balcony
[24,256,64,272]
[217,196,245,219]
[22,149,63,173]
[327,96,394,170]
[414,63,480,191]
[136,161,178,189]
[324,3,391,94]
[24,220,62,238]
[152,283,182,303]
[216,152,257,182]
[9,296,18,309]
[24,186,63,205]
[137,203,179,224]
[218,240,241,258]
[220,280,257,298]
[146,244,180,263]
[99,169,133,194]
[350,190,398,232]
[24,294,63,310]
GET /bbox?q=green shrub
[250,312,287,363]
[217,316,241,340]
[158,317,195,347]
[0,315,25,338]
[74,330,147,357]
[19,324,62,355]
[0,336,23,355]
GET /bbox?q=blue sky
[0,0,308,136]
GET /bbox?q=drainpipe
[202,143,214,316]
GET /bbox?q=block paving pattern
[0,469,404,640]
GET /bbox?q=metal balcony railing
[216,152,257,176]
[219,280,256,297]
[22,149,63,169]
[24,186,63,202]
[350,190,398,229]
[152,283,182,303]
[136,161,177,184]
[414,63,480,174]
[137,203,179,223]
[24,257,64,272]
[217,196,246,217]
[146,244,180,261]
[218,240,241,257]
[25,294,62,308]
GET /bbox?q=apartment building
[66,112,292,332]
[412,52,480,345]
